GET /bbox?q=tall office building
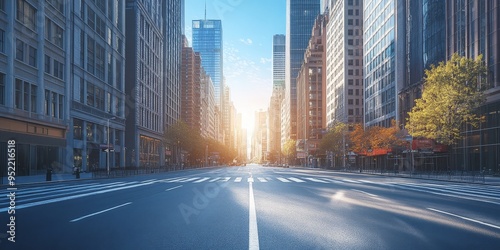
[180,46,203,133]
[163,0,183,131]
[326,0,364,126]
[0,0,127,174]
[445,0,500,172]
[363,0,407,128]
[285,0,321,140]
[163,0,184,165]
[192,19,223,107]
[297,14,328,162]
[125,0,164,167]
[71,0,127,171]
[271,35,285,157]
[399,0,446,124]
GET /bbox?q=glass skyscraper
[285,0,320,140]
[192,19,223,107]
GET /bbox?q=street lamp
[107,117,116,177]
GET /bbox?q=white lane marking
[427,208,500,230]
[235,177,242,182]
[220,177,231,182]
[165,185,183,191]
[141,179,157,183]
[305,178,328,183]
[70,202,132,222]
[0,182,136,206]
[277,177,291,183]
[394,185,500,206]
[248,177,254,183]
[248,181,260,250]
[209,177,221,182]
[193,177,210,183]
[257,178,267,183]
[0,181,155,213]
[401,183,500,200]
[352,189,378,197]
[288,177,306,183]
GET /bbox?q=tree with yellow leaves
[406,53,487,145]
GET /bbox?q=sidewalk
[1,172,93,186]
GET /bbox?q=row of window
[44,89,64,119]
[45,18,64,48]
[17,0,36,30]
[44,55,64,80]
[73,118,123,145]
[16,39,37,67]
[75,79,123,116]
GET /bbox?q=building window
[87,36,95,74]
[46,0,64,13]
[53,59,64,79]
[0,29,4,53]
[74,118,83,140]
[16,39,24,61]
[45,55,51,74]
[28,46,36,67]
[107,53,113,85]
[95,43,105,80]
[87,7,95,30]
[45,90,50,115]
[87,82,94,107]
[58,95,63,118]
[51,92,57,117]
[30,85,37,112]
[116,59,122,90]
[348,89,353,95]
[16,0,36,30]
[45,18,64,48]
[87,122,94,142]
[14,79,36,112]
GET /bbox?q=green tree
[282,139,296,164]
[319,122,348,157]
[406,53,487,145]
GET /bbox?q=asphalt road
[1,164,499,249]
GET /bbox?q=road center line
[249,181,260,250]
[70,202,132,222]
[427,208,500,230]
[166,185,183,191]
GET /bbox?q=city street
[1,165,499,249]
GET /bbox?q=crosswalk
[1,176,499,213]
[159,176,362,184]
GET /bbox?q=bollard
[75,168,80,179]
[46,168,52,181]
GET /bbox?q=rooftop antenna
[204,1,207,20]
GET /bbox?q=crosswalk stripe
[288,177,305,183]
[220,177,231,182]
[277,177,291,183]
[248,177,254,183]
[304,178,329,183]
[258,177,267,182]
[209,177,221,182]
[235,177,242,182]
[193,177,210,183]
[179,177,199,182]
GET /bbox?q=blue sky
[185,0,286,132]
